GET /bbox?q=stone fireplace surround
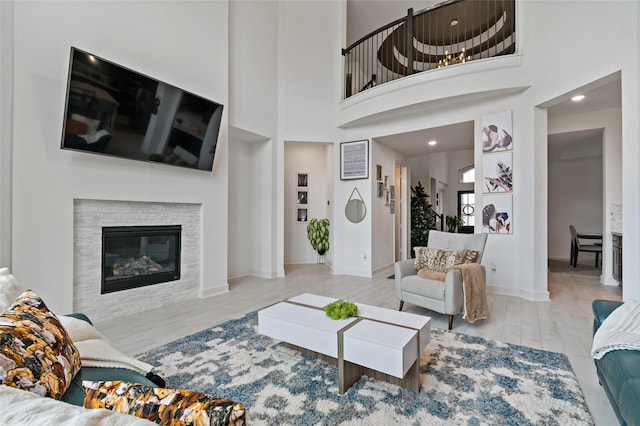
[73,199,201,323]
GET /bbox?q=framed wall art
[297,173,308,187]
[482,194,512,234]
[482,152,513,193]
[340,140,369,180]
[482,110,513,153]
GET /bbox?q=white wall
[371,140,398,272]
[229,0,278,139]
[9,1,229,313]
[228,0,280,279]
[281,1,343,142]
[228,138,252,279]
[547,145,603,261]
[0,1,13,269]
[409,154,430,193]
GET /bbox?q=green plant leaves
[411,181,437,249]
[307,218,330,254]
[324,300,358,320]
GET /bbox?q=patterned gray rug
[138,310,593,425]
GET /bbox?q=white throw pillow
[0,268,23,312]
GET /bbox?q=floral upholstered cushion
[0,290,81,399]
[417,248,479,273]
[83,380,246,426]
[413,246,428,270]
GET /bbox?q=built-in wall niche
[296,172,309,222]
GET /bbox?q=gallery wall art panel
[482,194,512,234]
[483,152,513,193]
[482,111,513,153]
[340,140,369,180]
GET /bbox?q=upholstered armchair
[395,230,488,330]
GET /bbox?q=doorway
[457,190,475,234]
[544,75,621,285]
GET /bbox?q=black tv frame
[60,47,224,172]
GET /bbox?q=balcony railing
[342,0,516,99]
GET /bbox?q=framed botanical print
[482,111,513,153]
[482,194,512,234]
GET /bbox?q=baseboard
[487,284,550,302]
[250,268,278,279]
[372,264,394,277]
[200,283,229,298]
[332,267,372,277]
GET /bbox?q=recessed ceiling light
[428,140,438,146]
[571,95,585,102]
[451,19,458,26]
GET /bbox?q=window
[458,165,475,183]
[457,190,475,233]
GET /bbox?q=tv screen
[61,47,223,172]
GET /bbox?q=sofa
[592,299,640,425]
[0,268,246,425]
[59,313,164,407]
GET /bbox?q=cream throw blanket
[592,300,640,359]
[59,315,154,375]
[452,263,489,323]
[0,385,155,425]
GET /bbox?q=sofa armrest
[592,299,624,334]
[64,312,93,325]
[395,259,417,279]
[394,259,417,298]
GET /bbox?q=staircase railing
[342,0,516,99]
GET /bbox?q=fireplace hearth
[102,225,181,294]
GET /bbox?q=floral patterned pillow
[0,290,81,399]
[83,380,246,426]
[419,248,479,273]
[413,246,428,270]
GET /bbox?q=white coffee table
[258,293,431,393]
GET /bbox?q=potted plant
[446,215,465,233]
[410,182,437,253]
[324,300,358,320]
[307,218,330,255]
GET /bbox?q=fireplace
[102,225,181,294]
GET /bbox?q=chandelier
[438,48,471,68]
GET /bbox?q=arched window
[458,165,475,183]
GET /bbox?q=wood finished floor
[97,261,621,426]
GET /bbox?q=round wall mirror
[345,199,366,223]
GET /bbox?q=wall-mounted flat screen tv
[61,47,223,172]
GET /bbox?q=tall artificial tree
[411,181,436,254]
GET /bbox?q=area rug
[137,311,593,425]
